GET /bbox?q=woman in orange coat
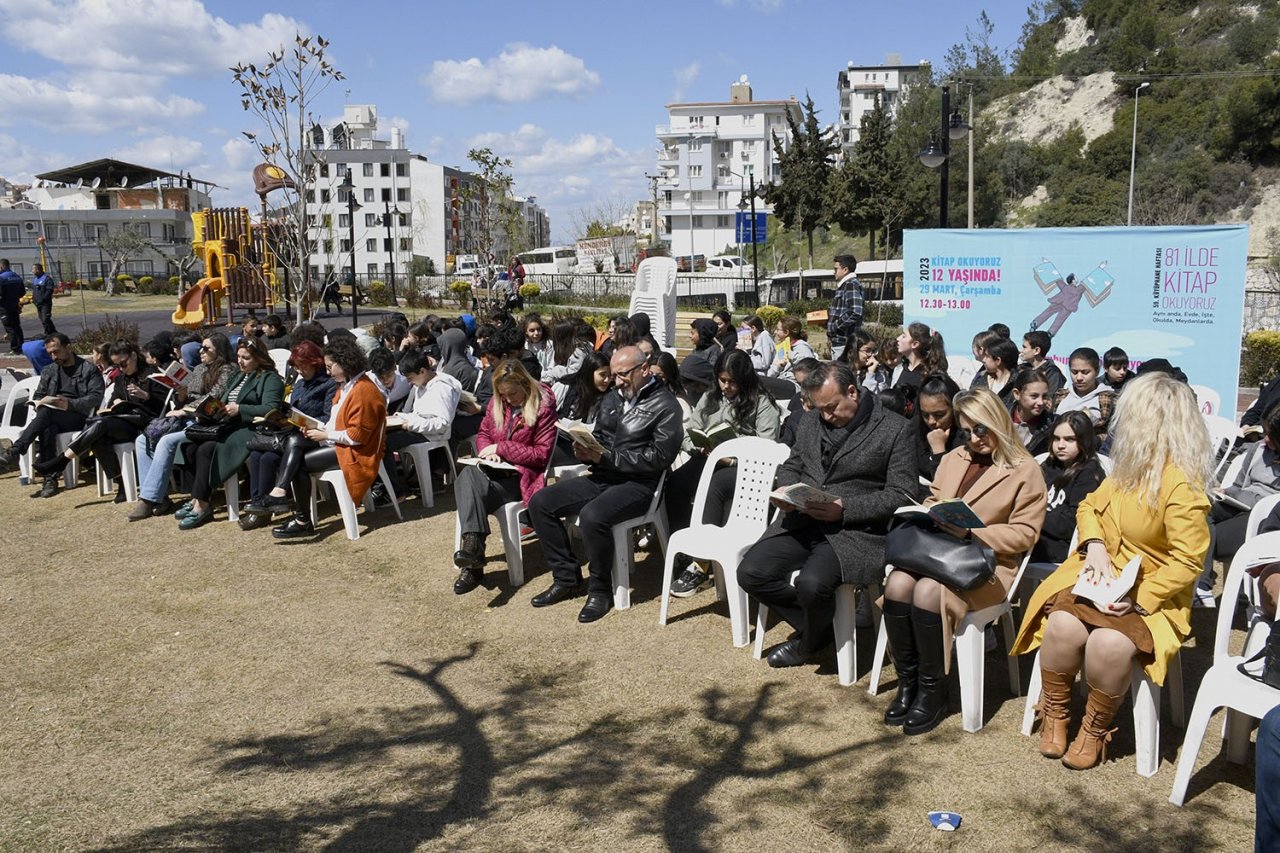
[882,388,1046,735]
[273,335,387,538]
[1012,372,1212,770]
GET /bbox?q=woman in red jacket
[452,359,557,593]
[273,336,387,538]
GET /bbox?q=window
[689,165,703,178]
[771,163,781,179]
[84,223,108,241]
[365,213,378,227]
[399,212,409,227]
[319,164,329,178]
[163,223,179,242]
[323,239,333,253]
[362,162,374,177]
[397,188,409,202]
[743,113,755,125]
[384,263,394,276]
[744,164,755,179]
[129,222,151,238]
[305,189,315,203]
[338,213,350,228]
[366,238,377,252]
[363,188,374,203]
[380,163,390,177]
[381,188,391,202]
[399,237,411,251]
[383,238,393,252]
[689,139,703,152]
[320,189,331,203]
[692,191,705,203]
[44,223,70,243]
[337,188,350,203]
[395,163,407,177]
[0,225,18,244]
[688,115,704,129]
[717,165,730,179]
[340,239,351,252]
[717,191,730,208]
[367,263,378,276]
[717,215,731,228]
[663,190,672,204]
[335,163,348,177]
[310,265,320,280]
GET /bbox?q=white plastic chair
[0,376,38,483]
[1190,384,1221,418]
[630,257,677,348]
[752,579,876,687]
[1203,414,1237,479]
[867,552,1031,733]
[308,460,402,540]
[269,350,291,376]
[95,441,140,503]
[396,437,456,509]
[658,437,789,647]
[451,455,554,588]
[568,470,669,610]
[1243,494,1280,626]
[1170,533,1280,805]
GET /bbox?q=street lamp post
[340,171,361,328]
[382,201,399,307]
[947,83,975,229]
[1127,81,1151,226]
[916,85,951,228]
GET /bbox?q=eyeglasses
[957,424,991,442]
[611,363,644,381]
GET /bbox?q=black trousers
[272,433,321,494]
[34,299,55,335]
[1,298,23,352]
[13,406,87,466]
[247,449,283,501]
[526,473,655,594]
[67,415,142,480]
[289,446,339,521]
[666,456,737,532]
[737,523,843,652]
[454,464,523,536]
[1200,501,1252,586]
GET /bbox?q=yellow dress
[1011,464,1210,686]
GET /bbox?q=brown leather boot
[1062,685,1124,770]
[1036,668,1075,759]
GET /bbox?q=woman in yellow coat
[882,388,1046,735]
[1011,372,1212,770]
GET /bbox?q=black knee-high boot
[881,598,917,727]
[904,606,948,736]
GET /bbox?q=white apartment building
[656,77,800,261]
[512,195,551,253]
[837,56,929,157]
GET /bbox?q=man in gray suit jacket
[738,361,918,667]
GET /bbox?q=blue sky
[0,0,1033,243]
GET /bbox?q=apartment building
[656,77,800,260]
[836,56,929,157]
[0,158,213,280]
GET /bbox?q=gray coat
[764,397,918,585]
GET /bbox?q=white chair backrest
[698,436,790,531]
[1,376,38,428]
[947,355,980,389]
[1097,453,1113,475]
[1203,415,1237,479]
[1219,449,1247,492]
[1214,532,1280,660]
[1247,493,1280,538]
[270,349,291,377]
[1034,451,1048,465]
[1190,384,1221,418]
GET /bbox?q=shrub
[71,314,140,354]
[368,279,389,306]
[168,276,180,288]
[1242,330,1280,387]
[783,298,831,317]
[863,300,903,328]
[91,277,105,290]
[754,305,786,330]
[519,283,541,300]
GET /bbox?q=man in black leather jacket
[527,345,683,622]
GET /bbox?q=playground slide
[172,278,217,328]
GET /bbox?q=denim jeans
[135,427,189,503]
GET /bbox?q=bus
[517,246,578,276]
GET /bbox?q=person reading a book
[1029,412,1106,565]
[1008,368,1059,456]
[33,340,166,502]
[238,341,336,528]
[882,388,1045,736]
[452,359,557,594]
[552,351,612,468]
[1012,373,1211,769]
[0,333,105,497]
[766,316,815,382]
[174,337,284,531]
[383,346,461,499]
[126,333,235,520]
[667,349,781,598]
[737,361,917,670]
[913,372,963,489]
[778,358,821,448]
[268,336,387,539]
[526,345,683,623]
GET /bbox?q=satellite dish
[739,74,748,84]
[91,177,101,189]
[75,178,84,188]
[119,176,129,187]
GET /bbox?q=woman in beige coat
[882,388,1046,735]
[1012,373,1212,770]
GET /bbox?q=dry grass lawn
[0,465,1259,851]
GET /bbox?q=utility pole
[643,173,662,248]
[383,200,397,307]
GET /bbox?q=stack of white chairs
[0,376,38,484]
[629,257,677,350]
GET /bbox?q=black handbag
[185,420,237,443]
[245,429,289,454]
[883,516,997,591]
[1238,628,1280,690]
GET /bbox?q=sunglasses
[957,424,991,442]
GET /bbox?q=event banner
[902,225,1249,421]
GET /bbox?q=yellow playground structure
[172,207,281,328]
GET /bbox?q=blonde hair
[1107,372,1214,507]
[952,387,1033,468]
[490,358,543,431]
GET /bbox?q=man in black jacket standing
[527,345,683,622]
[738,361,917,667]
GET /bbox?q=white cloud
[113,135,206,170]
[673,62,700,102]
[0,73,203,132]
[423,43,600,104]
[0,0,305,76]
[221,138,257,171]
[0,134,69,182]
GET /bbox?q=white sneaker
[1192,586,1217,609]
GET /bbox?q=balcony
[656,124,717,139]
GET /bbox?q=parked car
[707,255,755,277]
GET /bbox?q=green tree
[826,94,900,259]
[462,147,516,309]
[762,93,837,268]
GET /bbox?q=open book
[1212,488,1256,512]
[771,483,839,508]
[894,498,986,529]
[27,396,64,411]
[688,422,736,452]
[458,389,478,408]
[457,456,519,472]
[97,398,148,416]
[149,361,190,391]
[1072,553,1142,606]
[557,418,605,454]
